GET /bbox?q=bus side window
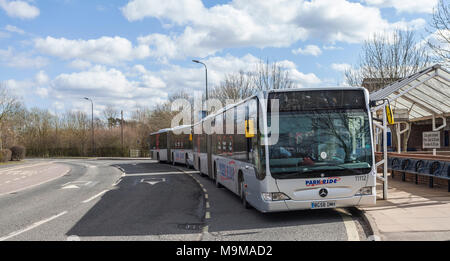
[235,104,246,161]
[247,98,258,164]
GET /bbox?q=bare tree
[252,59,294,91]
[345,29,430,152]
[102,104,119,129]
[210,70,255,104]
[426,0,450,66]
[345,29,430,90]
[209,59,294,105]
[0,83,22,150]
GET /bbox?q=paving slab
[359,175,450,241]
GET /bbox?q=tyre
[185,154,190,169]
[240,180,251,209]
[214,164,223,188]
[199,159,206,177]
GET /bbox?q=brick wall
[407,121,450,151]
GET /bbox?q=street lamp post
[84,97,95,157]
[193,60,211,177]
[192,60,208,102]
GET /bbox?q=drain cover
[177,223,203,231]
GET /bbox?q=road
[0,159,369,241]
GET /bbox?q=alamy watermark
[169,91,280,145]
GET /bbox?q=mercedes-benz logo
[319,188,328,198]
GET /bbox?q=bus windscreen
[267,90,373,179]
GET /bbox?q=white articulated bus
[191,87,376,212]
[149,128,172,162]
[170,125,194,168]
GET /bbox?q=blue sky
[0,0,439,117]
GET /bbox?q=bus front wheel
[240,180,251,209]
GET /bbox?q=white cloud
[0,47,48,68]
[288,69,322,87]
[292,45,322,56]
[120,0,426,60]
[34,36,151,65]
[50,65,169,112]
[391,18,427,31]
[121,0,204,23]
[5,24,25,34]
[331,63,351,72]
[0,31,10,38]
[35,70,49,85]
[364,0,439,14]
[323,45,344,51]
[69,59,92,70]
[0,0,40,19]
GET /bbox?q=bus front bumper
[255,195,376,213]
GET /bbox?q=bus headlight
[355,187,373,196]
[262,192,291,201]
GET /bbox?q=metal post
[91,100,94,157]
[84,97,95,157]
[373,103,389,200]
[382,105,388,200]
[192,60,208,114]
[121,110,124,156]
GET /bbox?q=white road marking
[61,185,80,189]
[141,178,166,186]
[112,178,123,187]
[202,226,209,233]
[338,210,360,241]
[82,190,109,203]
[124,172,184,177]
[0,211,68,241]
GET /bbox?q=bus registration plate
[311,201,336,209]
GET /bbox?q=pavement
[359,175,450,241]
[0,160,71,196]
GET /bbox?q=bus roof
[153,87,369,133]
[150,128,172,135]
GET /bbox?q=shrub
[0,149,12,163]
[10,146,26,161]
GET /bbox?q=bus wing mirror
[245,119,256,138]
[386,105,395,125]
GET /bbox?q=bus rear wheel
[199,159,206,177]
[214,164,223,188]
[185,154,190,169]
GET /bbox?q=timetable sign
[423,131,440,149]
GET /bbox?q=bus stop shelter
[369,64,450,199]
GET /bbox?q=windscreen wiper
[320,163,368,175]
